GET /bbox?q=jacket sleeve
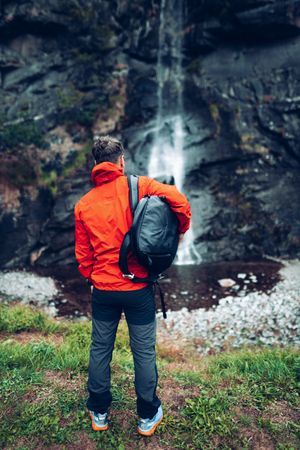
[74,203,94,282]
[141,177,192,233]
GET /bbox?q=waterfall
[147,0,201,265]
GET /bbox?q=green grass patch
[0,366,44,404]
[0,385,85,447]
[168,347,300,449]
[0,303,62,333]
[0,303,299,449]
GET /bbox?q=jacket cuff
[179,223,190,234]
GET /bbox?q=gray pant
[86,287,161,419]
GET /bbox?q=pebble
[218,278,236,288]
[157,259,300,354]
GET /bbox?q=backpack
[119,175,180,318]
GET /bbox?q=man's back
[74,161,191,291]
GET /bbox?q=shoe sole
[137,415,163,436]
[88,411,109,431]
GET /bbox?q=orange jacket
[74,162,191,290]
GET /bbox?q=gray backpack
[119,175,180,317]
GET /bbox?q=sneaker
[88,409,109,431]
[137,405,163,436]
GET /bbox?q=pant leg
[86,311,120,414]
[127,318,161,419]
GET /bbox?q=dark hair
[92,135,124,164]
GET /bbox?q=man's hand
[90,285,94,294]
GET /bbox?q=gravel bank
[0,260,299,352]
[0,270,59,317]
[157,259,300,353]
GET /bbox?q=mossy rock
[93,24,118,51]
[56,84,84,111]
[38,141,92,197]
[0,118,46,150]
[61,0,94,23]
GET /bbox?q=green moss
[61,141,92,177]
[37,141,92,198]
[209,103,220,122]
[94,25,117,51]
[39,169,58,196]
[56,84,84,110]
[101,93,126,121]
[209,103,221,136]
[73,51,95,64]
[67,108,96,128]
[0,116,46,150]
[56,84,102,127]
[240,135,271,157]
[61,0,94,22]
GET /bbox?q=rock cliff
[1,0,299,268]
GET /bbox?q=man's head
[92,135,125,170]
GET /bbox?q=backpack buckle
[122,273,135,280]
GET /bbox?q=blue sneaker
[88,409,109,431]
[137,406,163,436]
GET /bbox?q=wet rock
[3,62,47,89]
[237,273,247,279]
[218,278,236,288]
[0,46,25,69]
[0,185,53,268]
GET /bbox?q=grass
[0,303,62,333]
[0,303,299,449]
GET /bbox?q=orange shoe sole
[137,416,163,436]
[88,411,109,431]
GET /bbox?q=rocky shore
[0,258,299,353]
[0,270,59,317]
[157,259,300,354]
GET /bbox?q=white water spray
[147,0,201,264]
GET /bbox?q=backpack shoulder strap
[128,175,139,214]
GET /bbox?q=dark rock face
[0,0,130,267]
[0,0,299,268]
[180,0,300,261]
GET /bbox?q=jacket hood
[91,162,124,186]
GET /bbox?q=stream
[34,257,282,319]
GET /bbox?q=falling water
[147,0,201,264]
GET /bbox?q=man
[74,135,191,436]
